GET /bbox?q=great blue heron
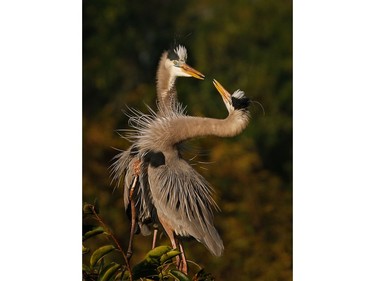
[124,79,250,273]
[156,45,204,114]
[111,45,204,258]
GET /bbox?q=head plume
[231,90,250,110]
[167,44,187,62]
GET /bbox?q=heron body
[111,45,205,252]
[124,80,250,258]
[111,44,251,273]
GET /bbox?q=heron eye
[173,60,179,66]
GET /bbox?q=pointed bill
[213,79,231,103]
[180,63,205,80]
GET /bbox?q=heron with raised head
[111,45,204,258]
[125,79,250,273]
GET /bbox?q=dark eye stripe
[232,97,250,110]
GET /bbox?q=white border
[0,1,81,280]
[294,1,375,280]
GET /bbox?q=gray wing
[147,157,224,256]
[110,145,155,236]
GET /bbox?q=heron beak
[213,79,231,104]
[180,63,205,80]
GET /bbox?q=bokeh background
[83,0,292,280]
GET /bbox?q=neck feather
[156,52,177,113]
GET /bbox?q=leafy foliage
[83,203,214,281]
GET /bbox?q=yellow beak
[181,63,205,80]
[213,79,231,103]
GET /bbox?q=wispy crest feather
[175,45,187,61]
[232,89,246,99]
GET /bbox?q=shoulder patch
[144,150,165,168]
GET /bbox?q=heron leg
[151,229,158,249]
[158,216,181,268]
[177,239,188,274]
[126,175,139,259]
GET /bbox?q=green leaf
[98,262,121,281]
[169,269,190,281]
[82,245,90,254]
[147,245,172,258]
[114,270,129,281]
[83,226,106,241]
[90,245,116,268]
[160,250,181,264]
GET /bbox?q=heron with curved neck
[126,79,250,273]
[111,45,205,259]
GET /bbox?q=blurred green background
[83,0,292,280]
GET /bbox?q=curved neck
[163,111,250,146]
[156,52,177,113]
[132,108,250,153]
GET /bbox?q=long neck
[156,52,177,114]
[168,111,249,144]
[136,110,250,151]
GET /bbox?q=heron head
[213,79,250,113]
[166,45,205,80]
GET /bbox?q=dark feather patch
[232,96,250,110]
[167,48,179,61]
[144,150,166,168]
[143,150,151,162]
[142,217,152,224]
